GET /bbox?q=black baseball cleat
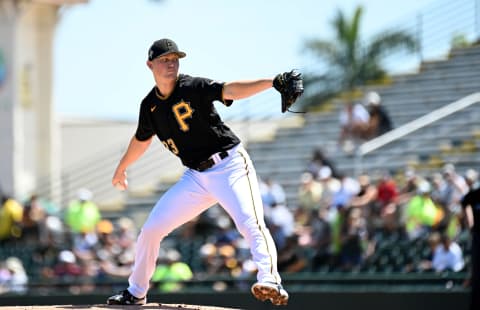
[251,281,289,306]
[107,289,146,305]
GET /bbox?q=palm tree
[303,5,417,107]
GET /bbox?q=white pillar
[29,3,62,202]
[0,1,20,197]
[0,0,87,201]
[0,1,60,200]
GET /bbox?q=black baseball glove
[273,69,304,113]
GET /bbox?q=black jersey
[462,187,480,233]
[135,74,241,169]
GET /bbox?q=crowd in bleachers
[268,152,474,275]
[0,188,139,294]
[0,152,477,295]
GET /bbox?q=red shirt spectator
[377,174,398,206]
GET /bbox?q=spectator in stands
[217,244,242,278]
[277,235,307,273]
[21,194,46,245]
[72,228,98,263]
[442,163,469,215]
[432,233,465,272]
[116,217,137,255]
[418,232,465,272]
[375,171,400,233]
[64,188,101,234]
[350,174,378,234]
[431,172,450,211]
[43,249,91,294]
[338,207,368,271]
[0,193,23,244]
[363,91,393,138]
[215,215,236,241]
[441,164,470,238]
[199,243,222,276]
[431,172,463,238]
[152,248,193,292]
[397,168,420,205]
[317,166,341,212]
[415,231,439,272]
[405,181,444,240]
[329,203,349,269]
[329,174,361,264]
[199,242,239,277]
[266,199,295,251]
[461,172,480,310]
[306,148,339,179]
[337,100,370,153]
[297,172,323,211]
[464,168,479,190]
[33,216,66,274]
[259,177,286,216]
[331,174,360,211]
[0,257,28,294]
[95,219,134,278]
[310,207,333,271]
[196,214,245,278]
[43,250,83,279]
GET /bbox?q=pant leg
[202,145,281,284]
[470,232,480,310]
[128,170,215,298]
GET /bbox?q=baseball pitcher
[107,38,303,306]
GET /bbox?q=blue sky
[53,0,433,121]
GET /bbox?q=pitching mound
[0,304,241,310]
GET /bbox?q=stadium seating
[247,44,480,207]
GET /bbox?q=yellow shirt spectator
[65,189,101,233]
[406,183,443,236]
[0,198,24,240]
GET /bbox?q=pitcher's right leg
[114,171,215,302]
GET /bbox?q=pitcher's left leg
[207,147,288,305]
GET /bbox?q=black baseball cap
[148,38,186,61]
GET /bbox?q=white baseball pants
[127,144,281,298]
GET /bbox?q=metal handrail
[354,92,480,175]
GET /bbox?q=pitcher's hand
[112,170,128,191]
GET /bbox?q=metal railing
[354,92,480,175]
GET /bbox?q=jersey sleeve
[135,100,155,141]
[194,77,233,107]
